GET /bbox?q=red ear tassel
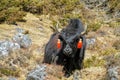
[77,39,82,49]
[57,39,61,49]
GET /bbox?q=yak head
[56,19,87,57]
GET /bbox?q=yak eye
[59,35,66,42]
[59,35,63,40]
[70,40,74,44]
[75,38,79,42]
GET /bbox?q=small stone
[107,67,119,80]
[12,29,32,48]
[26,65,47,80]
[8,77,17,80]
[86,38,96,47]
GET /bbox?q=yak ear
[58,35,63,41]
[74,37,79,42]
[74,36,82,42]
[58,35,66,42]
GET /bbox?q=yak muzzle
[63,44,72,56]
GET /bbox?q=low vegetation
[0,67,20,77]
[107,0,120,13]
[0,0,119,31]
[0,0,119,79]
[84,55,105,68]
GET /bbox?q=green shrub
[0,0,118,30]
[41,0,85,27]
[84,56,105,68]
[0,7,26,24]
[21,0,44,14]
[0,0,102,28]
[0,0,26,24]
[108,21,120,28]
[42,0,80,15]
[0,67,20,77]
[100,48,117,56]
[87,21,101,32]
[108,0,120,11]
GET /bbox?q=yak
[43,19,87,77]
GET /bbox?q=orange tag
[57,39,61,49]
[77,39,82,48]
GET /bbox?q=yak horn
[56,21,62,32]
[50,21,60,32]
[80,23,87,35]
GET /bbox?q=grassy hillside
[0,0,119,29]
[0,0,120,80]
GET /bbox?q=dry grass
[0,24,15,40]
[0,13,53,80]
[0,12,119,80]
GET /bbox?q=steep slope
[0,0,120,79]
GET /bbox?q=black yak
[43,19,87,77]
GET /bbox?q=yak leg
[63,58,74,78]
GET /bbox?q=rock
[0,28,31,57]
[0,40,20,57]
[73,70,81,80]
[20,35,32,48]
[9,43,20,52]
[15,28,24,33]
[0,49,9,57]
[86,38,96,48]
[26,65,46,80]
[107,67,119,80]
[13,28,32,48]
[8,77,17,80]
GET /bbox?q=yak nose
[64,45,72,55]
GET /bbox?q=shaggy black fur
[43,19,86,77]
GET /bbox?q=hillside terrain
[0,0,120,80]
